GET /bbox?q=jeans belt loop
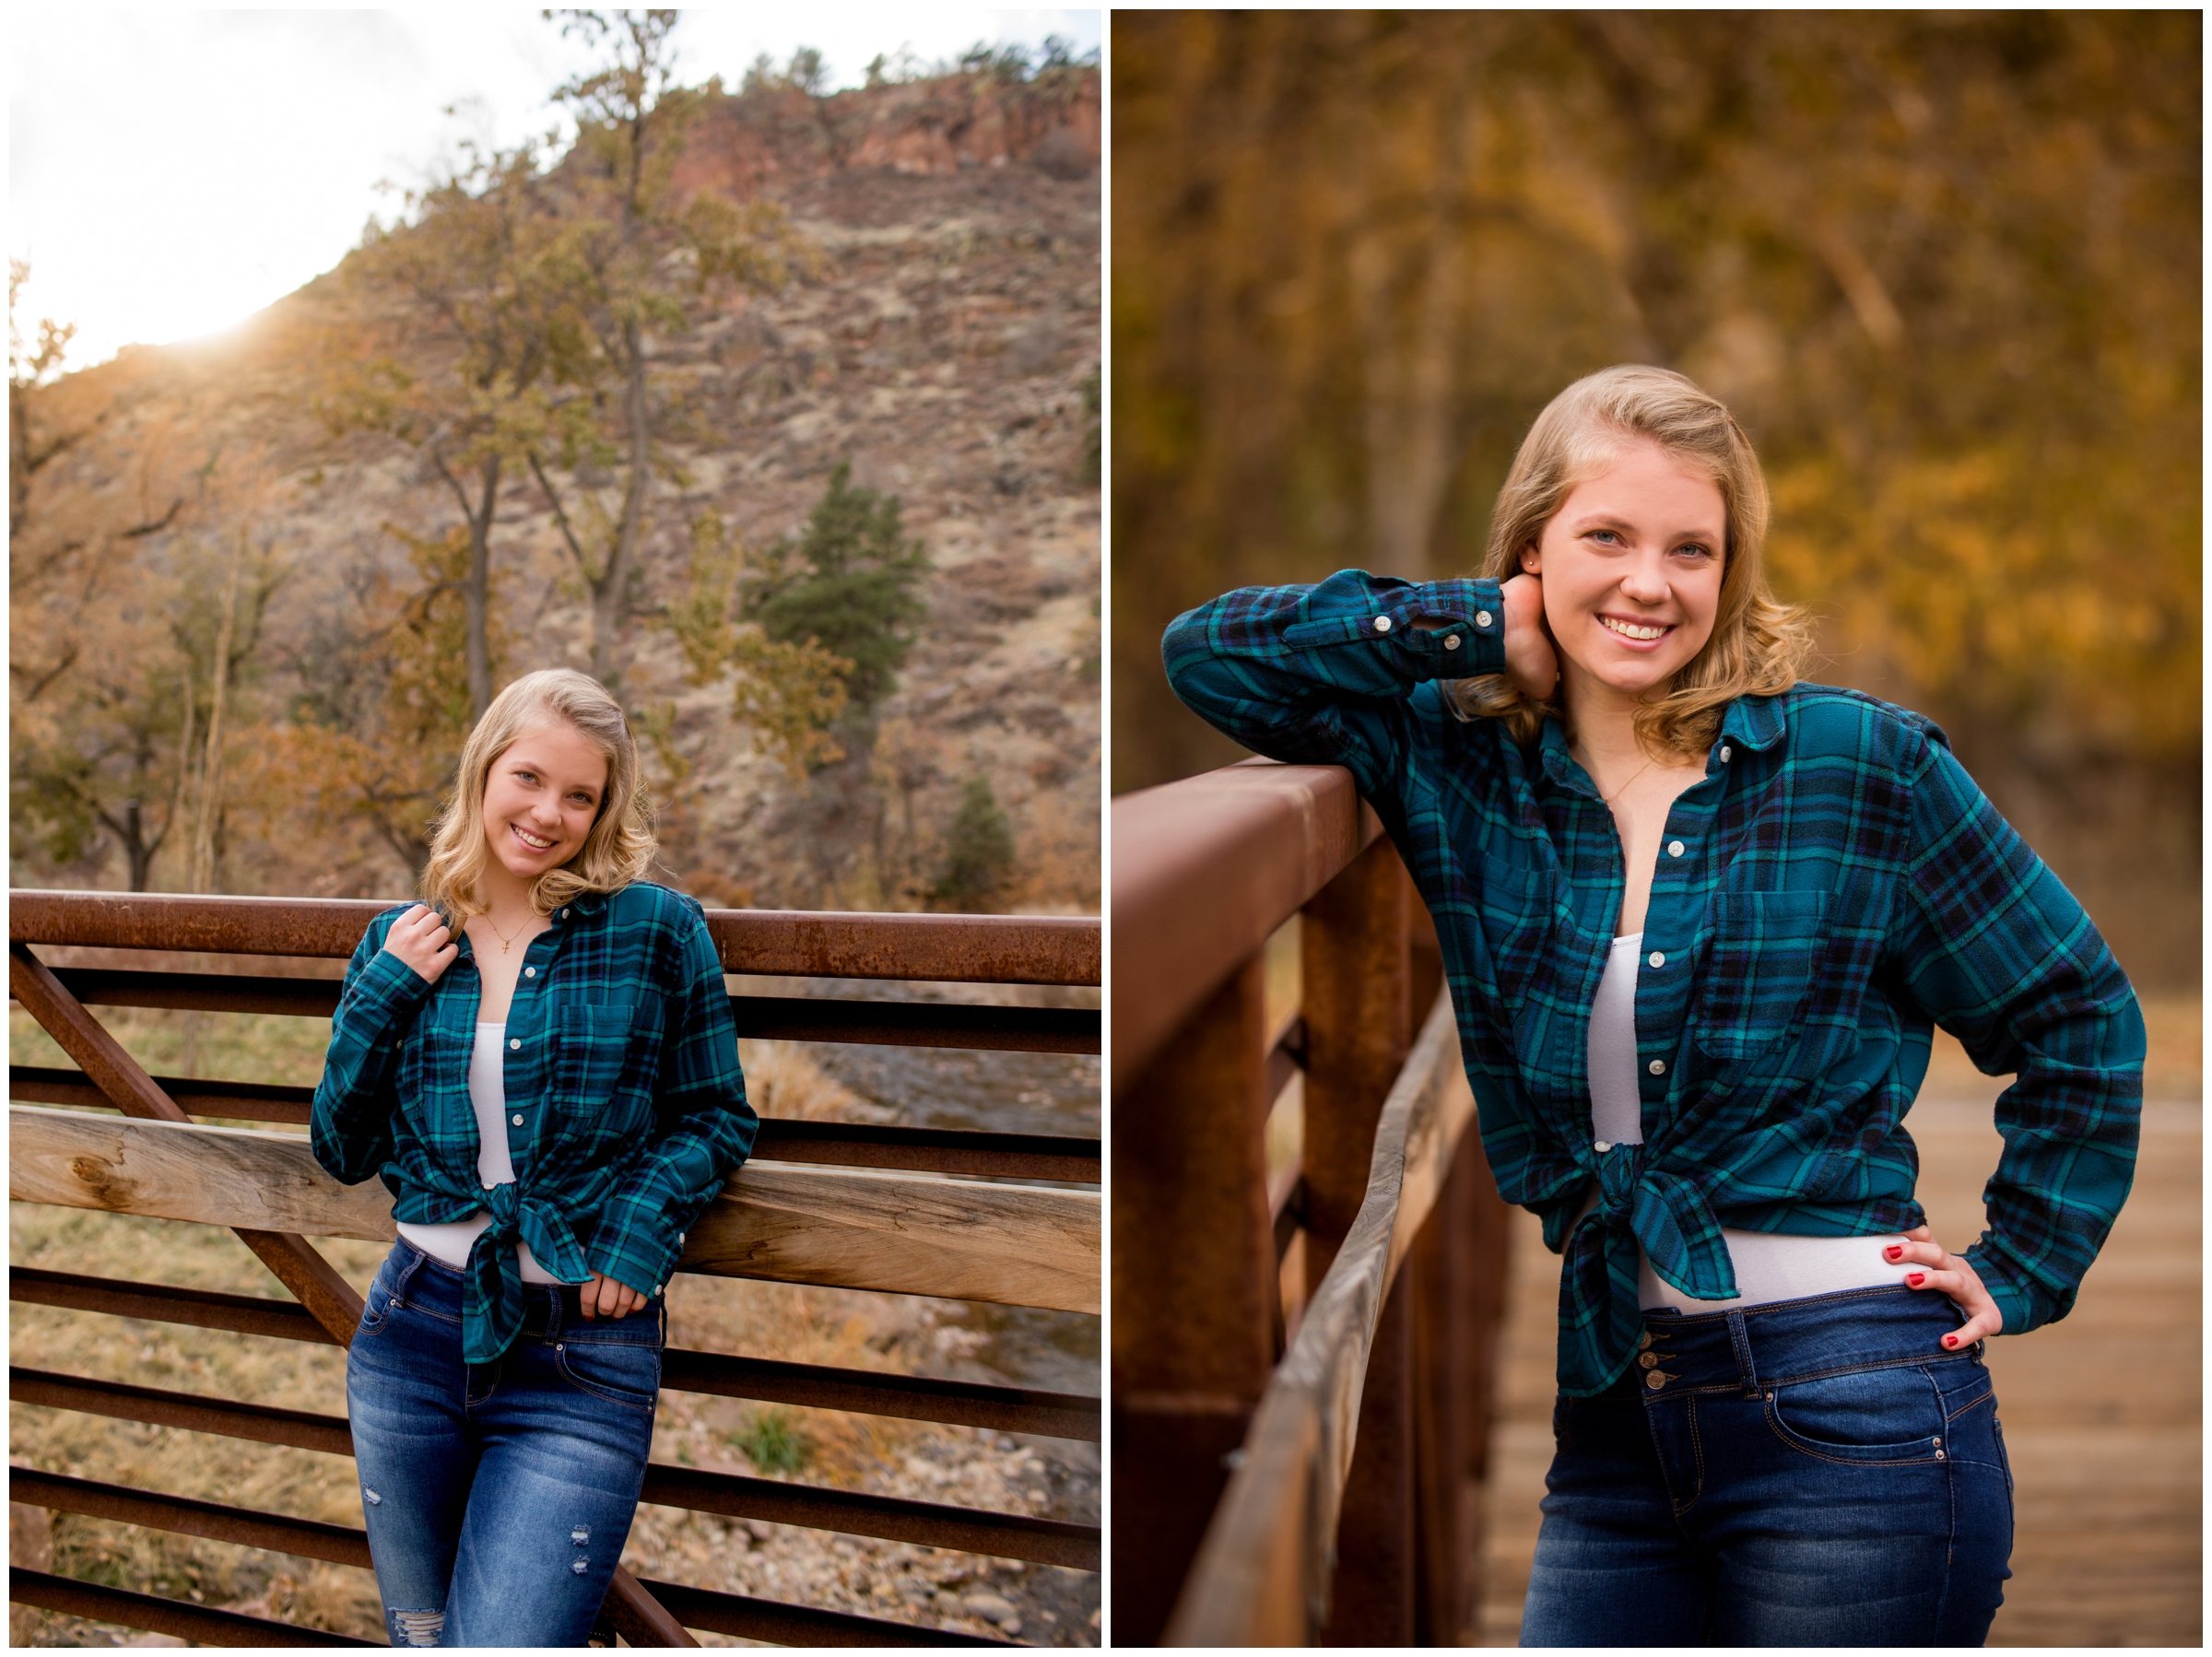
[392,1239,428,1309]
[1727,1310,1761,1398]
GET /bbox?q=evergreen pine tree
[744,462,930,714]
[933,776,1016,909]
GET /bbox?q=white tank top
[1587,934,1911,1311]
[394,1022,559,1284]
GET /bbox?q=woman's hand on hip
[580,1272,647,1320]
[1889,1225,2003,1348]
[1500,572,1559,701]
[383,904,458,985]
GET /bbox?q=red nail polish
[1907,1272,1924,1287]
[1885,1246,1902,1260]
[1943,1334,1959,1348]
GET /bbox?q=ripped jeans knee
[385,1606,444,1647]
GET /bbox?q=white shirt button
[512,1113,524,1127]
[1720,746,1733,762]
[1649,1059,1666,1075]
[510,1037,521,1050]
[653,1284,662,1296]
[1667,840,1685,857]
[1444,635,1460,650]
[559,908,570,919]
[1373,615,1393,632]
[1594,1141,1612,1153]
[524,966,535,977]
[1476,612,1492,627]
[1648,951,1665,969]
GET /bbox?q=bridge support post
[1112,955,1277,1645]
[1300,837,1413,1288]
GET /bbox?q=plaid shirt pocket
[1692,891,1830,1060]
[556,1001,645,1121]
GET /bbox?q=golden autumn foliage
[1112,11,2199,795]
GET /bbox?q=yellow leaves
[727,631,853,779]
[667,508,852,779]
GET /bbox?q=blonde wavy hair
[419,669,656,921]
[1445,365,1815,758]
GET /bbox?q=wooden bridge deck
[1477,1016,2202,1647]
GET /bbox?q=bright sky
[8,7,1101,374]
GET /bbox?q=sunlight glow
[9,8,1100,375]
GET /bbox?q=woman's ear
[1519,544,1541,575]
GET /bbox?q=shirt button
[524,966,535,977]
[653,1284,662,1296]
[510,1037,521,1050]
[1373,615,1393,632]
[512,1113,524,1127]
[559,908,570,919]
[1444,635,1460,650]
[1649,1059,1666,1075]
[1476,612,1492,627]
[1648,951,1665,969]
[1667,840,1685,857]
[1720,746,1733,762]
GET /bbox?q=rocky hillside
[10,67,1101,915]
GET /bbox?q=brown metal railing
[1112,759,1510,1644]
[9,890,1100,1648]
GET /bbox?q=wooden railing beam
[1112,760,1382,1085]
[10,1106,1100,1313]
[10,889,1100,986]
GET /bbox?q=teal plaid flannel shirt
[1166,570,2144,1395]
[312,881,757,1362]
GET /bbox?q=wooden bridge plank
[8,1105,1100,1314]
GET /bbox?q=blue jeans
[346,1240,665,1647]
[1521,1286,2013,1647]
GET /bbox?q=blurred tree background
[1112,10,2199,985]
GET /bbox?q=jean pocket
[355,1284,394,1340]
[1763,1362,1947,1466]
[556,1340,662,1413]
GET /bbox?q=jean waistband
[377,1237,664,1346]
[1632,1284,1974,1399]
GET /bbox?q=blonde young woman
[312,668,757,1648]
[1165,367,2141,1646]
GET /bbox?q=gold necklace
[483,912,528,955]
[1586,751,1657,807]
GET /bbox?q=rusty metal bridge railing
[1112,759,1511,1645]
[8,889,1100,1648]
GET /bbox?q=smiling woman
[1159,365,2144,1647]
[311,666,759,1646]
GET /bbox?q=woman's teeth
[512,825,556,851]
[1599,616,1670,641]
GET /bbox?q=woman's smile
[1594,612,1676,646]
[509,821,560,853]
[478,721,610,892]
[1524,437,1727,710]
